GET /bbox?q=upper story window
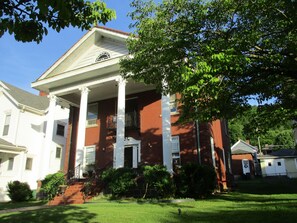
[87,103,98,126]
[2,112,11,136]
[56,124,65,137]
[95,52,110,62]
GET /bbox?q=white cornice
[32,56,122,92]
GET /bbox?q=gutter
[195,120,201,165]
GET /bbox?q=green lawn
[0,178,296,223]
[0,200,47,211]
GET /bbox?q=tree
[0,0,116,43]
[228,106,295,148]
[120,0,297,123]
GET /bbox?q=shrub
[7,181,33,202]
[40,171,66,200]
[142,165,174,198]
[174,163,216,198]
[101,168,137,197]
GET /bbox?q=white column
[161,93,173,172]
[41,94,57,178]
[75,86,89,176]
[115,77,126,168]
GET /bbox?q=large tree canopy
[0,0,116,43]
[120,0,297,122]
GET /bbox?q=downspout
[195,120,201,165]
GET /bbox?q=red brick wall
[232,154,255,176]
[65,89,231,190]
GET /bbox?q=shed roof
[231,139,257,154]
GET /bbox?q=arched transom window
[95,51,110,62]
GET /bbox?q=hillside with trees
[228,106,295,149]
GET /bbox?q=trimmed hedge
[101,163,216,199]
[141,165,174,198]
[174,163,216,198]
[101,167,137,197]
[7,181,33,202]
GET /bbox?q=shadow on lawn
[233,177,297,195]
[0,206,97,223]
[156,202,297,223]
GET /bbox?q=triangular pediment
[231,139,257,154]
[36,27,130,81]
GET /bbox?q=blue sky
[0,0,134,94]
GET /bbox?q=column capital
[115,76,127,85]
[48,94,57,103]
[79,86,90,94]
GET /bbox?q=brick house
[32,27,232,189]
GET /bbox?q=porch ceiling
[59,79,155,106]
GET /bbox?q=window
[95,52,110,62]
[56,147,62,159]
[170,94,178,113]
[268,162,272,167]
[87,103,98,126]
[2,113,11,136]
[7,157,14,170]
[84,146,96,166]
[172,136,180,165]
[25,158,33,170]
[56,124,65,136]
[277,161,282,166]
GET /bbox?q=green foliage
[174,163,216,198]
[142,165,174,198]
[7,181,33,202]
[0,0,116,43]
[229,106,295,148]
[40,172,66,200]
[101,168,137,197]
[120,0,297,123]
[101,164,215,199]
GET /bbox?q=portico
[31,27,173,176]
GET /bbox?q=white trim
[113,137,141,168]
[0,146,26,154]
[115,77,126,168]
[161,93,172,172]
[75,87,90,173]
[48,74,119,97]
[210,136,216,168]
[31,56,124,90]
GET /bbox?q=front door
[124,147,133,168]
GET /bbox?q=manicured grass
[0,178,296,223]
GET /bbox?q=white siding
[67,38,128,71]
[0,92,69,201]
